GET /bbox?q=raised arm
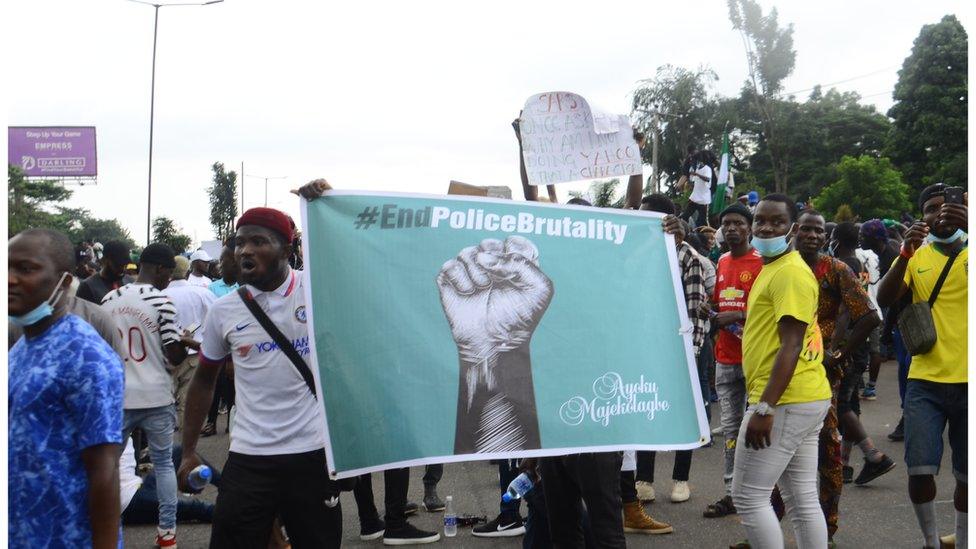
[876,221,927,308]
[512,117,538,202]
[624,130,646,210]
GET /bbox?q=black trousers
[636,449,693,482]
[619,471,638,503]
[210,450,341,549]
[539,452,625,549]
[353,473,380,526]
[423,464,443,488]
[351,467,411,530]
[383,467,411,530]
[207,366,235,426]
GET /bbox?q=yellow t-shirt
[902,244,968,383]
[742,251,832,405]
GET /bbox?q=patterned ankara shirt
[677,241,708,356]
[811,254,876,344]
[8,314,124,548]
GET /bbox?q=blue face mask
[752,235,790,257]
[926,228,967,245]
[9,272,69,328]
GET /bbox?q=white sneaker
[670,481,690,503]
[636,480,655,502]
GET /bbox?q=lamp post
[128,0,224,245]
[245,174,288,208]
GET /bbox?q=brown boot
[623,501,673,534]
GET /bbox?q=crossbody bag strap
[927,251,959,308]
[236,287,317,399]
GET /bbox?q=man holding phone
[165,255,217,430]
[877,183,968,549]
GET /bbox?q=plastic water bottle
[443,496,457,537]
[501,472,534,503]
[725,322,744,339]
[187,465,212,491]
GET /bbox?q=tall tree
[8,165,73,235]
[887,14,968,198]
[727,0,796,194]
[152,216,192,254]
[569,179,624,208]
[209,162,238,241]
[8,165,139,248]
[632,65,738,194]
[744,88,891,202]
[69,216,136,249]
[813,155,911,221]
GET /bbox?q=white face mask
[927,229,967,245]
[9,272,69,328]
[752,235,790,257]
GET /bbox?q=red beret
[236,207,293,242]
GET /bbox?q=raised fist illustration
[438,236,553,454]
[437,236,554,365]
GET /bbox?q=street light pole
[244,174,288,207]
[146,4,159,245]
[129,0,224,245]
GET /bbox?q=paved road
[124,361,957,547]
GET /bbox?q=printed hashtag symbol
[354,206,380,230]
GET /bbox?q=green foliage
[152,216,192,254]
[209,162,238,241]
[833,204,855,223]
[745,88,891,202]
[568,179,624,208]
[886,14,968,199]
[8,164,73,235]
[727,0,796,95]
[813,156,911,221]
[8,165,134,247]
[727,0,796,193]
[68,216,136,249]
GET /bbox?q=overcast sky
[8,0,972,247]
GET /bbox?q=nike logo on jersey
[235,322,252,331]
[917,267,933,274]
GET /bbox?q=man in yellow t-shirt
[730,194,831,548]
[877,183,968,549]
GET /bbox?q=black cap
[918,183,946,211]
[719,203,754,225]
[103,241,131,266]
[139,243,176,269]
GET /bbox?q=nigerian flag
[710,131,731,215]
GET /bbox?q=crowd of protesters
[7,120,967,549]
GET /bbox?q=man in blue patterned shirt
[8,229,125,549]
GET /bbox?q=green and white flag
[710,132,731,215]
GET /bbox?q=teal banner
[300,191,708,478]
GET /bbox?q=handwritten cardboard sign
[519,92,641,186]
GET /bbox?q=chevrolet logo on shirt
[719,287,745,301]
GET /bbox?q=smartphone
[945,186,964,204]
[185,321,201,335]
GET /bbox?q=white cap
[189,249,212,263]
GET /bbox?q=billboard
[8,126,97,177]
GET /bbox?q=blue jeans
[893,327,912,408]
[904,380,967,481]
[123,405,177,529]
